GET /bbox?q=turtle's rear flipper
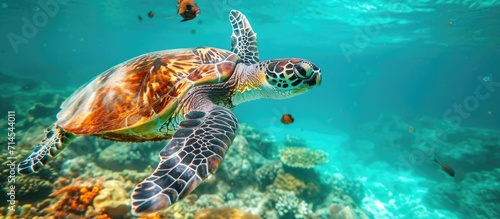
[131,106,238,216]
[18,125,75,174]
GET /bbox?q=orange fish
[281,114,294,124]
[177,0,200,22]
[431,155,455,177]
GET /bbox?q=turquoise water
[0,0,499,218]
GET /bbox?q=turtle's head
[261,58,321,98]
[230,58,321,105]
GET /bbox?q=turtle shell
[56,47,239,141]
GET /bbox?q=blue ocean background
[1,0,499,218]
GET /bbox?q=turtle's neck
[229,63,268,106]
[178,62,267,113]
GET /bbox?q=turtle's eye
[293,64,313,79]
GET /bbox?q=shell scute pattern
[187,47,239,85]
[56,48,238,139]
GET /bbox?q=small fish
[138,15,143,21]
[148,11,154,18]
[177,0,200,22]
[449,21,453,26]
[431,155,455,177]
[407,125,414,133]
[281,114,294,125]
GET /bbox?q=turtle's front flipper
[131,106,237,216]
[18,125,76,174]
[229,10,259,64]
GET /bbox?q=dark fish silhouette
[148,11,154,18]
[431,156,455,177]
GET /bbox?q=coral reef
[4,178,109,218]
[0,203,50,219]
[167,194,198,219]
[194,207,261,219]
[93,180,130,218]
[1,145,61,203]
[224,187,270,216]
[47,177,105,218]
[195,194,226,209]
[329,204,370,219]
[352,115,500,176]
[256,161,283,189]
[272,172,323,210]
[283,135,307,148]
[1,177,111,218]
[321,188,370,219]
[270,189,312,219]
[414,126,500,173]
[219,135,256,183]
[26,96,63,121]
[14,175,53,200]
[96,142,162,171]
[325,174,365,205]
[300,173,372,219]
[424,168,500,218]
[237,123,276,158]
[10,75,494,219]
[279,147,328,169]
[270,173,307,196]
[113,167,155,184]
[217,134,272,199]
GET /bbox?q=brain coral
[279,147,328,168]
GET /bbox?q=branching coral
[271,189,312,219]
[279,147,328,169]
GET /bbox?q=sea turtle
[18,10,322,215]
